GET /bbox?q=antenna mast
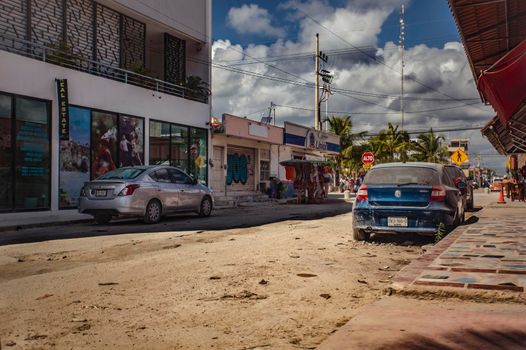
[399,4,405,131]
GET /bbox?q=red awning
[477,38,526,124]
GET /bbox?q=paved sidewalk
[318,205,526,349]
[0,210,92,231]
[393,207,526,293]
[318,296,526,350]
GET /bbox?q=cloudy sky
[210,0,505,172]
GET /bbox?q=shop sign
[56,79,70,140]
[305,129,328,151]
[249,123,268,138]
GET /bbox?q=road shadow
[0,198,353,246]
[369,232,434,246]
[388,328,526,350]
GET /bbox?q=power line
[275,102,483,115]
[296,9,489,114]
[359,126,483,137]
[189,57,486,114]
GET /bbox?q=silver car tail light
[118,184,140,196]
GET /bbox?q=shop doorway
[211,146,225,193]
[226,146,255,192]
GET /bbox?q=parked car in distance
[352,162,467,241]
[79,166,214,224]
[444,165,474,210]
[490,177,503,192]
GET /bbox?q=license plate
[95,190,107,197]
[388,217,408,227]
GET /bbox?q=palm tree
[372,123,410,162]
[326,116,365,181]
[412,128,449,163]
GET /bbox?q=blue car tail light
[430,185,446,202]
[356,185,368,202]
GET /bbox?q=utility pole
[399,4,405,131]
[315,33,320,130]
[315,34,332,131]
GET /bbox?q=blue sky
[213,0,460,49]
[211,0,504,172]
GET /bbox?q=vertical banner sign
[56,79,70,140]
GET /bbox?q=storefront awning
[481,105,526,155]
[477,38,526,124]
[449,0,526,154]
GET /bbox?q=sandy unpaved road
[0,206,422,349]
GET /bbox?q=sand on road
[0,209,423,349]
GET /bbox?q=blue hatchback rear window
[364,167,439,185]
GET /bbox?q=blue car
[352,162,467,241]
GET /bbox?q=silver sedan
[78,166,214,224]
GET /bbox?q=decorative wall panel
[30,0,63,47]
[164,33,186,85]
[0,0,28,50]
[95,3,120,68]
[121,14,145,70]
[66,0,93,64]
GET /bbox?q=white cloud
[213,0,504,170]
[227,4,285,37]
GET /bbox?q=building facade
[279,121,340,179]
[211,114,283,195]
[0,0,211,219]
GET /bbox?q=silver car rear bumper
[78,196,145,216]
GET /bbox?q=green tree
[325,116,365,180]
[411,128,449,163]
[368,123,410,163]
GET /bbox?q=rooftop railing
[0,34,208,104]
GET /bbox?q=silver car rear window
[97,168,145,180]
[364,167,439,185]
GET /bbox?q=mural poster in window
[59,106,91,208]
[119,116,144,167]
[91,111,117,178]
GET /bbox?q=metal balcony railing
[0,34,208,104]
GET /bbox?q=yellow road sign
[363,163,373,169]
[451,148,468,166]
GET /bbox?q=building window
[59,106,90,209]
[0,94,13,210]
[171,124,189,172]
[0,93,51,212]
[59,107,144,209]
[164,33,186,85]
[149,120,208,184]
[189,127,207,184]
[260,160,270,181]
[119,115,144,167]
[149,120,170,165]
[91,111,118,179]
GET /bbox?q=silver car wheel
[199,197,212,217]
[144,200,161,224]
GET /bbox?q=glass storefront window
[171,125,189,172]
[119,116,144,167]
[14,97,50,210]
[149,120,170,165]
[59,106,91,209]
[189,127,207,183]
[91,111,118,179]
[0,94,12,210]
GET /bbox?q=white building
[0,0,211,220]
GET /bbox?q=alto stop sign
[362,152,375,165]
